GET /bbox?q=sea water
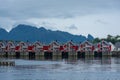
[0,57,120,80]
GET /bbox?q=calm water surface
[0,57,120,80]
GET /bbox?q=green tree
[93,37,101,43]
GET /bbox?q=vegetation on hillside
[93,35,120,44]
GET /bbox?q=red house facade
[79,41,94,52]
[97,40,111,52]
[0,42,6,53]
[33,41,43,52]
[63,41,78,52]
[49,41,60,52]
[6,41,15,52]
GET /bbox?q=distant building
[114,42,120,51]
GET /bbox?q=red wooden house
[97,40,111,52]
[62,41,78,52]
[33,41,43,52]
[0,42,6,53]
[79,41,94,52]
[15,41,28,52]
[15,45,20,52]
[28,44,35,52]
[6,41,15,52]
[49,41,60,52]
[43,45,51,52]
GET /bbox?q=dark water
[0,57,120,80]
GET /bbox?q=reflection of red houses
[97,40,111,52]
[6,41,15,52]
[79,41,94,52]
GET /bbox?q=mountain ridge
[0,24,94,43]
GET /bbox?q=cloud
[0,17,15,31]
[0,0,120,37]
[40,22,56,30]
[67,24,78,30]
[95,20,108,25]
[0,0,120,20]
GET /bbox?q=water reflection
[1,57,120,80]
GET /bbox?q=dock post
[52,51,62,60]
[69,50,77,58]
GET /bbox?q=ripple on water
[0,58,120,80]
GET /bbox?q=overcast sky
[0,0,120,38]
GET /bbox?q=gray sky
[0,0,120,38]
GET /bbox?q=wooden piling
[68,51,77,58]
[1,50,120,59]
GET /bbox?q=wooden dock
[0,51,114,59]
